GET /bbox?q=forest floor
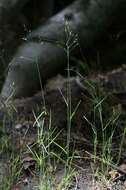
[1,67,126,189]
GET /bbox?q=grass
[82,78,126,188]
[64,20,79,157]
[25,24,80,187]
[1,75,126,189]
[26,108,78,190]
[1,155,22,190]
[1,21,126,190]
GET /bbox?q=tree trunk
[1,0,126,99]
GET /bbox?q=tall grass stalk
[66,40,71,156]
[116,125,126,165]
[83,79,122,175]
[64,20,78,157]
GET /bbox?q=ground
[1,68,126,189]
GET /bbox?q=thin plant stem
[66,46,71,157]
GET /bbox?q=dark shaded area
[54,0,74,13]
